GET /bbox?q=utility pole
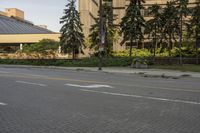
[98,0,105,70]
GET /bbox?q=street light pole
[98,0,104,70]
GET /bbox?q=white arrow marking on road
[80,89,200,105]
[16,81,47,87]
[65,83,113,88]
[0,102,7,106]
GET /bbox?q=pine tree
[161,1,179,57]
[145,4,162,60]
[60,0,85,59]
[189,0,200,64]
[89,3,118,56]
[120,0,146,58]
[176,0,190,65]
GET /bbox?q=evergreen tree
[60,0,85,59]
[189,0,200,64]
[120,0,146,58]
[145,4,162,60]
[161,1,179,57]
[176,0,190,65]
[89,3,118,56]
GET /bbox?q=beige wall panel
[79,0,90,10]
[0,34,60,44]
[113,0,126,8]
[80,11,91,37]
[5,8,24,20]
[113,9,125,24]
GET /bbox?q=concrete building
[0,8,60,52]
[79,0,197,51]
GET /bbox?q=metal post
[98,0,103,70]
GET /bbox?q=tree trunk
[72,47,75,60]
[129,38,134,66]
[153,25,157,61]
[168,37,172,57]
[129,39,133,58]
[196,30,199,65]
[196,40,199,65]
[168,36,172,64]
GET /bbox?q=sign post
[98,0,104,70]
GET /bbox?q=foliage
[112,49,152,57]
[175,0,190,64]
[60,0,85,59]
[189,2,200,48]
[0,46,16,53]
[111,47,200,58]
[120,0,146,58]
[0,57,132,67]
[22,39,59,53]
[160,1,180,57]
[145,4,163,58]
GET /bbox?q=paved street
[0,67,200,133]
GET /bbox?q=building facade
[79,0,197,51]
[0,8,60,52]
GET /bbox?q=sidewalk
[66,67,200,78]
[0,65,200,78]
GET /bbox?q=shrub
[23,39,59,53]
[112,49,152,57]
[111,47,200,58]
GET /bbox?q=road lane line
[80,89,200,105]
[16,81,47,87]
[65,83,113,88]
[0,102,7,106]
[0,71,10,74]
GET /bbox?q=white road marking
[16,81,47,87]
[65,83,113,88]
[0,71,10,74]
[80,89,200,105]
[20,73,48,78]
[0,102,7,106]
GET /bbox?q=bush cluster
[111,47,200,58]
[0,57,132,67]
[23,39,59,53]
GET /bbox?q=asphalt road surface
[0,67,200,133]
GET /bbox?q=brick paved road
[0,67,200,133]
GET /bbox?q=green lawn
[151,64,200,72]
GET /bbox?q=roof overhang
[0,33,60,44]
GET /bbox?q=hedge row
[0,57,132,67]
